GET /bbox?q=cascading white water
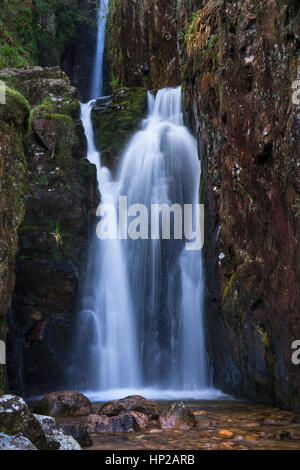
[79,102,140,391]
[76,88,217,399]
[116,87,209,390]
[74,0,222,400]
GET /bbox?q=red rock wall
[106,0,180,89]
[178,0,300,410]
[110,0,300,410]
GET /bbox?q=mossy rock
[0,86,30,131]
[34,95,80,120]
[92,87,147,166]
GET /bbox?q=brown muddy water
[55,399,300,450]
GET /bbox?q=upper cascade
[91,0,109,99]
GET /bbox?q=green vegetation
[34,94,79,119]
[185,10,201,43]
[0,86,30,131]
[0,0,97,69]
[202,34,219,56]
[92,87,147,157]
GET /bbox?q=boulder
[34,414,81,450]
[34,390,92,417]
[0,432,37,450]
[159,402,195,430]
[87,412,139,433]
[129,411,150,429]
[0,395,48,449]
[59,423,92,447]
[99,395,161,419]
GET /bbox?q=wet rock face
[177,0,300,410]
[107,0,180,89]
[0,86,30,393]
[92,88,148,172]
[61,0,107,102]
[34,390,92,417]
[1,67,98,396]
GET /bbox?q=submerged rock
[0,432,37,450]
[87,412,139,433]
[34,415,82,450]
[59,423,92,447]
[218,430,234,439]
[99,395,161,419]
[0,395,48,450]
[159,402,196,430]
[34,390,92,417]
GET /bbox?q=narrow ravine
[75,0,217,400]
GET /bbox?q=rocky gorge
[0,0,299,452]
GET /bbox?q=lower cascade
[75,87,215,400]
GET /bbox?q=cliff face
[0,67,98,395]
[109,0,300,410]
[106,0,180,89]
[177,0,300,409]
[0,87,30,393]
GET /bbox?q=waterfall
[91,0,109,99]
[116,88,209,391]
[74,0,222,400]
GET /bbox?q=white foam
[82,387,231,402]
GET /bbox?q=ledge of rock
[99,395,161,419]
[34,390,92,417]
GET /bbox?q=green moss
[31,96,80,166]
[202,34,219,56]
[92,87,147,157]
[0,86,30,131]
[185,10,201,43]
[0,0,98,68]
[35,95,80,119]
[44,113,73,122]
[222,271,237,302]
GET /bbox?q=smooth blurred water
[90,0,109,99]
[78,101,140,390]
[76,88,210,394]
[116,87,209,388]
[73,0,211,398]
